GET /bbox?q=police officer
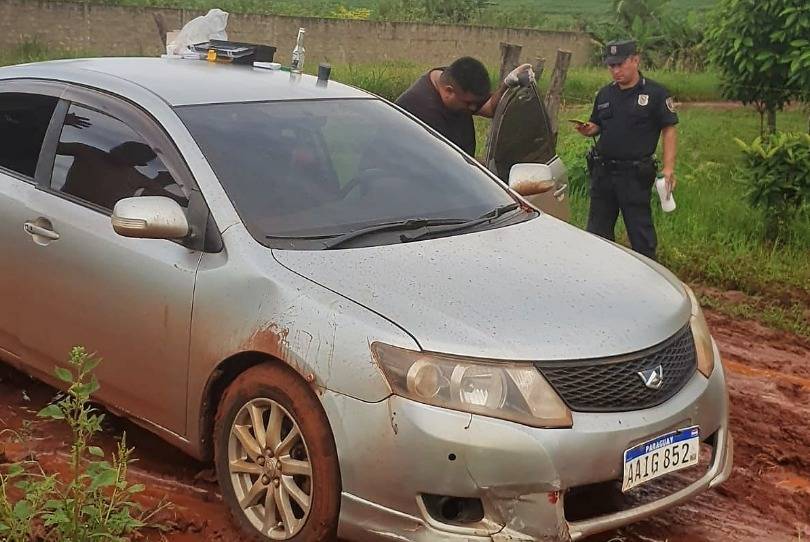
[576,39,678,260]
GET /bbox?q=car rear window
[0,92,58,179]
[176,98,516,249]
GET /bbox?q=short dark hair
[441,57,491,98]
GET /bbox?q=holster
[586,147,598,176]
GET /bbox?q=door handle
[24,222,60,241]
[553,184,568,201]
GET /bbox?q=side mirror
[111,196,189,240]
[508,163,555,196]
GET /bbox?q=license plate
[622,426,700,492]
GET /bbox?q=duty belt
[596,155,655,170]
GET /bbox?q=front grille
[535,326,697,412]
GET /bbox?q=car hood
[272,216,690,361]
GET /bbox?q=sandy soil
[1,308,808,541]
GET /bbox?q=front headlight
[684,285,715,377]
[371,342,572,428]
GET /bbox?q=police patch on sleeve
[638,94,649,106]
[666,97,676,112]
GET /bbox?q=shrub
[735,132,810,242]
[0,347,167,541]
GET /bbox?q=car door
[484,80,570,221]
[0,84,64,361]
[18,85,201,435]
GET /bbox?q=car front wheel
[214,363,341,541]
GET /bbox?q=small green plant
[735,132,810,242]
[0,347,166,541]
[0,463,57,542]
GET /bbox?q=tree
[705,0,810,135]
[591,0,707,71]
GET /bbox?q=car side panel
[0,171,37,359]
[18,188,200,434]
[183,224,417,458]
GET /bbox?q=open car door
[484,80,570,221]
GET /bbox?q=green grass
[37,0,718,30]
[0,39,89,66]
[699,293,810,339]
[476,106,809,335]
[0,42,726,104]
[329,63,724,104]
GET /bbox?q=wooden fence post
[533,57,545,82]
[544,49,572,141]
[498,42,522,83]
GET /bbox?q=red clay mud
[1,308,808,541]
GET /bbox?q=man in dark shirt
[576,40,678,260]
[396,57,533,156]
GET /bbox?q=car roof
[0,57,370,106]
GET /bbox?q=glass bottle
[291,27,306,74]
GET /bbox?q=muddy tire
[214,363,340,541]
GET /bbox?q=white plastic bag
[166,8,229,56]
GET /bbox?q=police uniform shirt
[395,69,477,156]
[588,75,678,160]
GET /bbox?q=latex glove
[504,63,535,87]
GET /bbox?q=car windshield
[176,99,525,249]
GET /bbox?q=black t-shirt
[589,75,678,160]
[395,70,477,156]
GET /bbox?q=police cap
[603,39,637,65]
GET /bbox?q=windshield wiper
[266,233,340,240]
[399,203,523,243]
[322,218,467,249]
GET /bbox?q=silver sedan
[0,57,731,541]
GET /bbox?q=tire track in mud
[1,308,808,541]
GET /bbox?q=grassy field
[476,106,810,336]
[42,0,718,29]
[333,62,724,103]
[0,39,726,103]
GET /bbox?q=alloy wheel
[227,398,313,539]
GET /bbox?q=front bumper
[325,344,732,542]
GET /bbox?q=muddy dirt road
[1,309,808,541]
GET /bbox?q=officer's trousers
[586,164,657,260]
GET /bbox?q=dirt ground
[0,309,808,541]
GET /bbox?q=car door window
[484,82,556,181]
[0,92,58,179]
[51,104,188,211]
